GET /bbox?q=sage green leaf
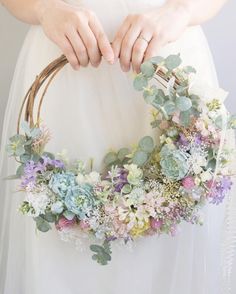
[176,96,192,111]
[20,153,31,163]
[121,184,132,194]
[30,128,41,139]
[104,152,117,166]
[133,74,148,91]
[183,66,196,74]
[21,121,32,136]
[132,150,148,166]
[207,158,216,171]
[227,114,236,129]
[117,148,130,161]
[149,56,165,65]
[139,136,154,153]
[214,115,223,129]
[43,211,57,223]
[16,164,25,177]
[165,54,182,70]
[34,216,51,233]
[163,101,176,115]
[90,242,112,265]
[140,61,155,78]
[179,110,191,127]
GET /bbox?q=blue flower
[49,172,76,198]
[65,183,97,219]
[160,144,189,181]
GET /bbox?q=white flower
[76,171,101,185]
[26,191,50,217]
[51,201,64,214]
[189,76,228,103]
[200,170,212,182]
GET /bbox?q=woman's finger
[144,36,163,61]
[119,24,142,72]
[78,21,101,67]
[57,36,80,70]
[89,16,114,64]
[66,28,89,67]
[112,16,131,60]
[131,28,153,73]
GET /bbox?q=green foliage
[164,54,182,70]
[163,101,176,115]
[175,96,192,112]
[34,216,51,233]
[149,56,165,65]
[90,240,112,265]
[139,136,154,153]
[140,61,155,78]
[104,152,117,166]
[132,150,148,166]
[133,73,148,91]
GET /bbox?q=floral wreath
[6,54,236,265]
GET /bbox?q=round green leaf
[163,101,176,115]
[133,74,148,91]
[139,136,154,153]
[117,148,130,161]
[104,152,117,166]
[140,61,155,78]
[132,150,148,166]
[165,54,182,70]
[176,96,192,111]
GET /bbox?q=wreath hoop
[7,54,235,265]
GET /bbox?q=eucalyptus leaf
[132,150,148,166]
[16,164,25,177]
[140,61,155,78]
[176,96,192,112]
[163,101,176,115]
[179,110,191,127]
[43,211,57,223]
[133,74,148,91]
[183,66,196,74]
[63,210,75,220]
[117,148,130,162]
[34,216,51,232]
[149,56,164,65]
[104,152,117,166]
[139,136,154,153]
[165,54,182,70]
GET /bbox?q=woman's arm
[1,0,114,69]
[169,0,228,25]
[1,0,46,24]
[112,0,228,73]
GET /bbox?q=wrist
[35,0,62,24]
[164,1,193,26]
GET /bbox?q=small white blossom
[26,191,50,217]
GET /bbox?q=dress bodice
[65,0,166,40]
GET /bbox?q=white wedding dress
[1,0,236,293]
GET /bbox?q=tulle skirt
[1,0,236,293]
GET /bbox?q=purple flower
[209,177,232,205]
[21,160,46,188]
[194,134,202,145]
[42,156,65,169]
[177,133,189,147]
[114,169,128,192]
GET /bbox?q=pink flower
[159,121,169,130]
[79,220,90,230]
[182,176,195,189]
[150,217,163,230]
[56,216,76,231]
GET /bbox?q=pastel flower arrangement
[6,54,236,265]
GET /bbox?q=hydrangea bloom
[49,172,77,198]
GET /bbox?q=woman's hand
[112,3,191,73]
[37,0,114,70]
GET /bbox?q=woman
[0,0,234,293]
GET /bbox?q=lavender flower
[209,177,232,205]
